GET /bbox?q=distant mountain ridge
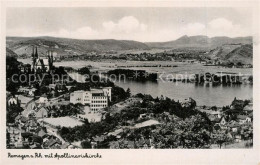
[145,35,252,49]
[6,36,150,56]
[6,35,253,62]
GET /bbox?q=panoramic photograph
[6,7,253,149]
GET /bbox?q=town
[6,47,253,149]
[18,45,253,69]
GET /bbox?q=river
[19,59,253,106]
[68,71,252,106]
[114,80,252,106]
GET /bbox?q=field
[39,117,84,128]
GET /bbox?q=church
[31,46,54,73]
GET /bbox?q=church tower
[32,46,36,72]
[48,50,54,70]
[35,47,38,58]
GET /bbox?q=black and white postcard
[1,0,260,164]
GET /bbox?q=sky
[6,7,253,42]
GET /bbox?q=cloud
[102,16,147,33]
[7,26,99,40]
[55,27,99,39]
[207,18,249,37]
[183,23,206,36]
[7,16,251,42]
[208,18,233,30]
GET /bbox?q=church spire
[35,47,38,58]
[31,46,35,57]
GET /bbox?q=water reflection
[114,79,252,106]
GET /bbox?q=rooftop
[16,95,33,104]
[237,115,249,120]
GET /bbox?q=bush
[81,140,92,149]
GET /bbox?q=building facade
[70,87,112,112]
[31,46,54,73]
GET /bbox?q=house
[139,114,148,119]
[93,135,106,143]
[34,106,48,118]
[39,94,48,103]
[210,116,227,125]
[231,126,239,132]
[237,115,252,124]
[208,115,221,124]
[44,138,61,149]
[199,109,222,118]
[56,84,68,93]
[17,87,36,97]
[227,132,233,139]
[15,141,24,148]
[24,119,39,132]
[60,142,71,149]
[15,115,28,125]
[234,134,242,142]
[243,103,253,114]
[200,60,207,65]
[36,127,48,138]
[16,95,34,108]
[109,141,120,149]
[48,83,68,93]
[219,116,227,125]
[22,100,48,119]
[180,97,196,109]
[228,121,240,132]
[48,84,56,90]
[8,96,18,106]
[243,64,253,68]
[8,127,23,143]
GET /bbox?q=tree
[213,131,228,149]
[248,75,253,84]
[78,67,90,75]
[6,131,10,146]
[7,104,23,123]
[83,118,89,125]
[126,88,131,98]
[111,86,128,103]
[81,140,92,149]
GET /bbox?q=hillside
[146,35,252,49]
[224,44,253,64]
[6,47,18,58]
[6,36,253,64]
[206,44,253,64]
[6,36,150,56]
[206,44,242,60]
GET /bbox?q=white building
[70,87,112,113]
[39,94,48,103]
[8,96,18,106]
[17,87,37,97]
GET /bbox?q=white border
[1,0,259,164]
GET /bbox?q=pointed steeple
[48,50,51,69]
[35,47,38,58]
[51,51,54,62]
[31,46,35,57]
